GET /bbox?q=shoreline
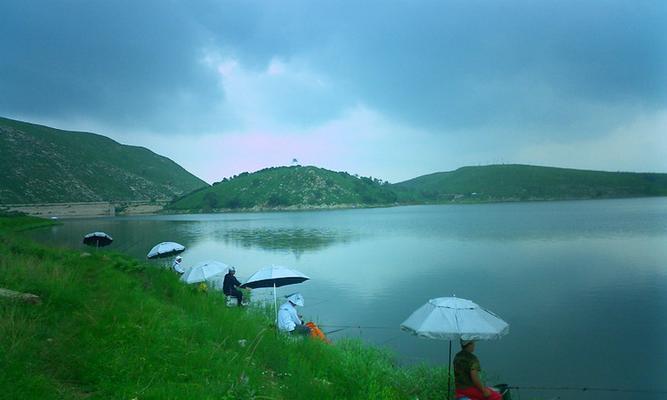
[2,194,664,219]
[0,200,168,219]
[164,194,667,214]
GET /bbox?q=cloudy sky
[1,0,666,183]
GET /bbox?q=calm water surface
[30,198,667,399]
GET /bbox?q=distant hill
[4,116,664,209]
[392,164,667,203]
[167,166,397,211]
[0,117,208,204]
[169,164,667,212]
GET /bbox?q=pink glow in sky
[177,130,348,183]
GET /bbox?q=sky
[1,0,666,184]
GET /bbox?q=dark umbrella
[241,265,310,322]
[83,232,113,248]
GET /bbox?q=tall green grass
[0,216,450,399]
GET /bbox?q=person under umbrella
[277,293,311,335]
[400,296,509,400]
[223,267,247,306]
[453,339,502,400]
[240,265,310,323]
[172,256,185,274]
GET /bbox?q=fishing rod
[318,324,395,330]
[323,328,347,335]
[318,324,396,335]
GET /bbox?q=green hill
[168,165,397,212]
[392,164,667,203]
[6,115,662,209]
[170,164,667,212]
[0,117,208,204]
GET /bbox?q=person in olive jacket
[453,340,502,400]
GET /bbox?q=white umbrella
[241,265,310,323]
[147,242,185,259]
[401,297,509,340]
[180,260,229,284]
[401,297,509,400]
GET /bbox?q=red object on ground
[455,387,502,400]
[305,322,331,344]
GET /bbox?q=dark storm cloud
[295,0,667,136]
[0,0,665,139]
[187,0,667,137]
[0,0,225,132]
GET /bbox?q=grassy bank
[0,215,449,399]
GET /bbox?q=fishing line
[318,324,397,338]
[306,299,333,307]
[378,334,404,345]
[323,328,347,335]
[318,324,405,345]
[510,385,667,395]
[317,324,396,330]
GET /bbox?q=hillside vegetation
[170,164,667,212]
[168,166,397,212]
[0,215,449,399]
[392,164,667,203]
[0,117,208,204]
[4,114,664,209]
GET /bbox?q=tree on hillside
[267,193,290,207]
[202,192,219,210]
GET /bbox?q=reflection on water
[218,228,357,257]
[25,198,667,400]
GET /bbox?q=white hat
[286,292,304,307]
[176,256,182,261]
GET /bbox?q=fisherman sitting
[172,256,185,274]
[453,340,502,400]
[222,266,245,306]
[277,293,311,335]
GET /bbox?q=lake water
[29,198,667,399]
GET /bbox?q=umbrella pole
[447,340,452,400]
[273,283,278,329]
